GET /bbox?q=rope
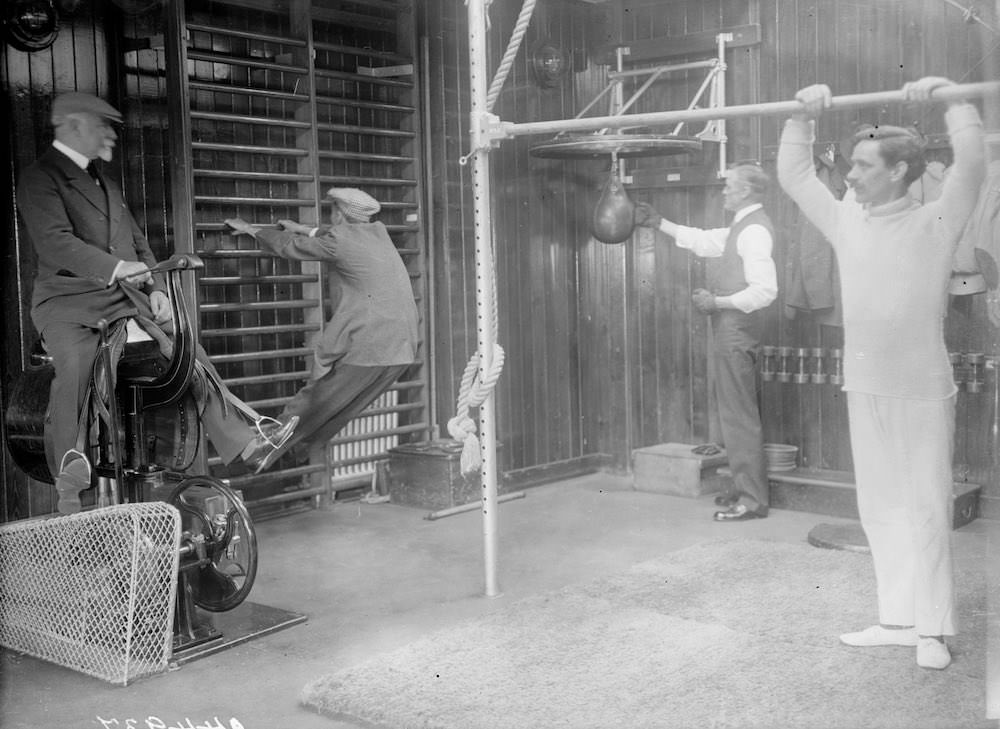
[447,344,505,476]
[451,0,525,474]
[457,0,536,164]
[486,0,537,113]
[447,240,506,475]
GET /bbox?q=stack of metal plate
[763,443,798,472]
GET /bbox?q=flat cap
[51,92,123,124]
[327,187,380,221]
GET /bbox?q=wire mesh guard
[0,502,181,685]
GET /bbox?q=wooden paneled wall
[418,0,1000,513]
[759,0,1000,514]
[4,0,1000,521]
[419,0,605,482]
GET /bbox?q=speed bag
[591,172,636,245]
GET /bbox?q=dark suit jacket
[255,221,419,367]
[16,146,163,334]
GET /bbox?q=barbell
[515,81,1000,141]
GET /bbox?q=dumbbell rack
[752,344,993,531]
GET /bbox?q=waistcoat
[707,208,774,296]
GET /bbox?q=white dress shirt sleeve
[728,224,778,313]
[664,220,777,313]
[667,222,728,257]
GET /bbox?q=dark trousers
[42,319,254,474]
[709,309,768,511]
[271,361,408,462]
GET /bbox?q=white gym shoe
[839,625,919,647]
[916,638,951,669]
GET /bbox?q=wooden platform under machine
[170,601,307,667]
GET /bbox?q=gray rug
[300,538,992,729]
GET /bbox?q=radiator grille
[328,390,399,478]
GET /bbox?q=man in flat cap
[225,187,419,472]
[16,91,297,512]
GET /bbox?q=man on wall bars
[777,76,986,670]
[225,187,419,473]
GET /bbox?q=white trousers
[846,391,956,636]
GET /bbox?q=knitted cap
[327,187,380,221]
[51,92,123,124]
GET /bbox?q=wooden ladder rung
[200,324,320,338]
[186,23,307,48]
[211,347,311,364]
[194,196,315,206]
[199,300,320,312]
[188,82,308,103]
[192,142,310,156]
[187,49,308,75]
[191,110,311,128]
[317,122,415,138]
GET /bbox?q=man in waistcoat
[634,164,778,521]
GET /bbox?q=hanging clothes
[908,160,948,203]
[959,159,1000,290]
[783,148,845,325]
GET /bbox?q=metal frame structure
[531,33,731,180]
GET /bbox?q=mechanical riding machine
[2,255,278,680]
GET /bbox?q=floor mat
[300,538,992,729]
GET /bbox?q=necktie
[86,162,102,187]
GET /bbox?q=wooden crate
[388,440,503,511]
[631,443,729,498]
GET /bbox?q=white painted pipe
[425,491,527,521]
[468,0,502,599]
[501,81,1000,139]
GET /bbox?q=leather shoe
[714,493,739,507]
[691,443,722,457]
[55,450,91,515]
[713,504,766,522]
[242,416,299,475]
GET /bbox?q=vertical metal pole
[613,47,629,183]
[467,0,502,598]
[421,36,440,439]
[715,33,729,178]
[163,0,210,476]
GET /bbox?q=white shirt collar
[52,140,90,171]
[732,203,763,223]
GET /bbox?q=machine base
[170,601,307,667]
